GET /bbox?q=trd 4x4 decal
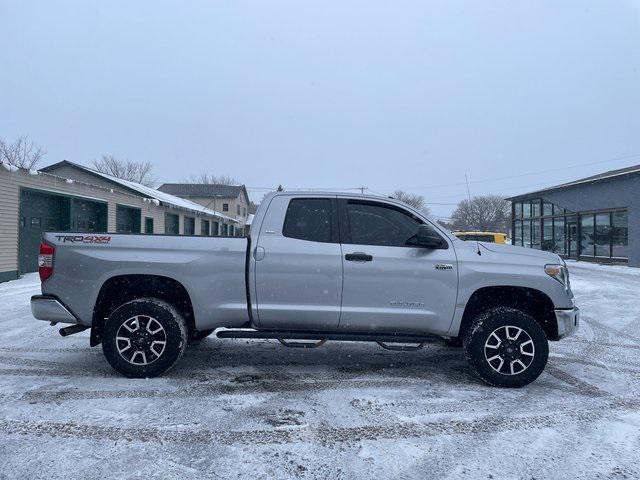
[54,235,112,244]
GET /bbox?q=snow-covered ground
[1,264,640,479]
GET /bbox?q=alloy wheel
[483,325,535,375]
[116,315,167,365]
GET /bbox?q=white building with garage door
[0,160,238,282]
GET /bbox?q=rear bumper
[555,306,579,339]
[31,295,79,324]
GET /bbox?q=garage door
[116,205,141,233]
[72,198,107,232]
[19,190,108,273]
[19,190,69,273]
[165,213,179,234]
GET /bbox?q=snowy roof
[158,183,247,199]
[40,161,238,222]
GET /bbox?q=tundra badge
[435,264,453,271]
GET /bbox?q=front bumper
[555,306,579,339]
[31,295,79,324]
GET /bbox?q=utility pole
[359,186,367,194]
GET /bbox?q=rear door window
[283,198,336,243]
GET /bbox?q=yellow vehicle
[452,231,508,244]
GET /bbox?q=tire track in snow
[568,338,640,352]
[545,365,608,397]
[2,397,639,446]
[16,375,464,404]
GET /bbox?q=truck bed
[41,232,251,330]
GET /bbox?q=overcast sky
[2,1,640,218]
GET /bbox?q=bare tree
[0,135,46,169]
[450,195,510,232]
[248,200,259,214]
[393,190,431,215]
[92,155,157,187]
[189,173,239,185]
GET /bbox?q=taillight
[38,242,54,282]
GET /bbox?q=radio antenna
[465,173,481,256]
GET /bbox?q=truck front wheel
[102,298,188,378]
[463,307,549,388]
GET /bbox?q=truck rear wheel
[463,307,549,388]
[102,298,187,378]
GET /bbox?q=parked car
[452,231,508,243]
[31,192,579,387]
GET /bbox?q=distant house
[158,183,250,235]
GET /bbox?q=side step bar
[216,329,438,346]
[59,325,90,337]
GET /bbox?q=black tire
[190,328,215,344]
[102,298,188,378]
[463,307,549,388]
[443,337,463,348]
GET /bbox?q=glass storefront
[512,199,628,262]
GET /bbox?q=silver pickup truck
[31,191,579,387]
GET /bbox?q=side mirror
[417,224,447,249]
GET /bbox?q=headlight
[545,264,569,289]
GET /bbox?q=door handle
[345,252,373,262]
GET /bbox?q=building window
[531,200,541,218]
[223,203,229,212]
[580,215,595,257]
[212,221,219,236]
[522,202,531,219]
[595,213,611,258]
[221,223,228,236]
[184,217,195,235]
[243,207,247,217]
[543,201,553,217]
[514,202,523,219]
[201,219,210,236]
[542,219,553,251]
[237,204,241,215]
[514,221,522,246]
[612,211,628,258]
[531,219,541,249]
[553,217,565,255]
[522,221,531,247]
[144,217,154,234]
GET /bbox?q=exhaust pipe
[59,325,89,337]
